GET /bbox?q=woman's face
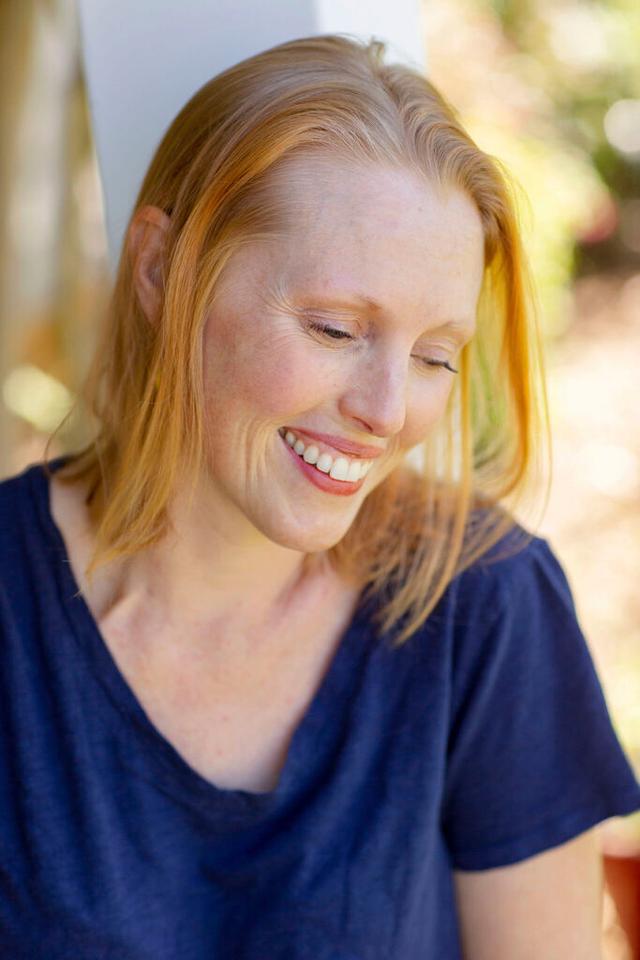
[200,159,485,553]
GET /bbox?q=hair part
[47,33,550,648]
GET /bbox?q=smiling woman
[0,32,638,960]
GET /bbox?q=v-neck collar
[28,455,375,822]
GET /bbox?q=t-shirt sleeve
[441,535,640,871]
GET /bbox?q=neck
[78,474,336,642]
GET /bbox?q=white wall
[76,0,427,269]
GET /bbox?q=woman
[1,33,638,959]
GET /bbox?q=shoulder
[395,470,567,624]
[441,519,594,724]
[0,461,31,504]
[0,461,39,538]
[420,517,584,672]
[453,517,572,620]
[0,456,73,565]
[0,461,53,627]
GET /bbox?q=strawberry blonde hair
[47,33,549,648]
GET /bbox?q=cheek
[240,359,321,420]
[401,378,456,448]
[204,315,330,422]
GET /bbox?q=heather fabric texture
[1,457,639,959]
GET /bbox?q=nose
[337,351,408,439]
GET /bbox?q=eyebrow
[293,293,476,340]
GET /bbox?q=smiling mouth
[278,427,374,483]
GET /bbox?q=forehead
[264,158,485,321]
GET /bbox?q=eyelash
[307,322,459,374]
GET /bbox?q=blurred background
[423,0,640,830]
[1,0,639,945]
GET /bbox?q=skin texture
[201,163,479,541]
[106,159,485,635]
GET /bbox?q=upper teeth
[279,428,374,483]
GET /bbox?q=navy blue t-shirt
[1,456,640,959]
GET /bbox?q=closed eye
[308,322,459,374]
[309,322,353,341]
[418,358,459,373]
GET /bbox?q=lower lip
[280,434,368,497]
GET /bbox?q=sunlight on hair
[45,33,550,648]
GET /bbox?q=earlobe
[129,205,171,324]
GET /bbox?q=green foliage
[429,0,640,335]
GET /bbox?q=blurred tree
[424,0,640,334]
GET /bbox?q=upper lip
[283,427,386,460]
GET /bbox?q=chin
[257,511,356,555]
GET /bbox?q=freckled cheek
[249,367,317,419]
[401,380,455,448]
[224,345,331,421]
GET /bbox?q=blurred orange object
[603,853,640,958]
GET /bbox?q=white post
[76,0,427,269]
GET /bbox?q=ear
[128,205,171,324]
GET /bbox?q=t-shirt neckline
[28,455,373,821]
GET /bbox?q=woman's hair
[47,33,549,648]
